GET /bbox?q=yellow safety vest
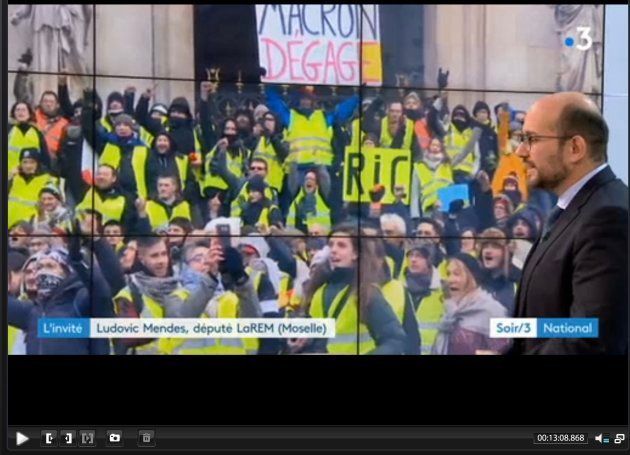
[99,117,114,132]
[414,289,445,355]
[76,188,126,224]
[309,285,376,355]
[286,190,331,231]
[284,109,333,167]
[145,200,192,232]
[349,118,364,150]
[99,143,151,198]
[8,125,43,175]
[380,117,414,150]
[8,326,22,355]
[415,161,454,213]
[380,279,407,325]
[253,136,285,192]
[444,127,476,176]
[230,183,277,218]
[113,286,191,355]
[170,291,248,355]
[8,173,56,228]
[203,145,247,191]
[438,259,448,281]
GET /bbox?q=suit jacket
[512,166,628,354]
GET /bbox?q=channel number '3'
[575,27,593,51]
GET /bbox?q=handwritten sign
[343,147,411,204]
[256,5,382,86]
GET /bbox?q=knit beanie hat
[472,100,490,117]
[168,97,192,118]
[20,147,41,162]
[113,113,135,128]
[449,253,485,286]
[247,174,267,194]
[39,184,64,202]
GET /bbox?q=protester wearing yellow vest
[265,85,359,201]
[239,175,283,230]
[174,240,264,355]
[135,175,200,233]
[444,105,483,182]
[299,224,406,355]
[144,132,198,201]
[76,164,135,227]
[230,157,279,218]
[8,148,58,228]
[252,111,288,193]
[416,137,454,214]
[286,171,331,234]
[360,98,421,161]
[400,244,446,355]
[8,101,51,176]
[113,237,211,355]
[203,118,249,201]
[98,114,152,199]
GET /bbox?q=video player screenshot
[2,3,629,454]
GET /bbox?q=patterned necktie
[541,206,564,240]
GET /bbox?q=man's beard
[527,152,569,191]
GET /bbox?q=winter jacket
[8,240,116,355]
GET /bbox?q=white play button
[16,432,29,446]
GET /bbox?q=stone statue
[553,5,603,93]
[10,4,92,98]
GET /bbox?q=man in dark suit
[512,92,628,355]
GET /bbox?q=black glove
[219,246,247,283]
[437,67,450,91]
[18,48,33,66]
[368,184,386,203]
[448,199,465,216]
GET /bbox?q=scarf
[422,154,444,171]
[432,287,506,355]
[405,272,432,303]
[131,271,180,304]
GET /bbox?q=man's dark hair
[169,217,193,233]
[137,236,166,251]
[157,173,180,189]
[558,103,609,162]
[40,90,59,103]
[250,157,268,170]
[103,219,124,231]
[387,100,403,110]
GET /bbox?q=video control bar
[7,426,628,451]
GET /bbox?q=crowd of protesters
[7,64,558,355]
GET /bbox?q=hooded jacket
[7,245,116,355]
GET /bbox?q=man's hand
[437,67,450,91]
[287,338,310,354]
[142,83,158,99]
[135,197,147,217]
[216,137,229,150]
[476,170,491,193]
[219,246,247,283]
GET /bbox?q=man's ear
[569,135,588,164]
